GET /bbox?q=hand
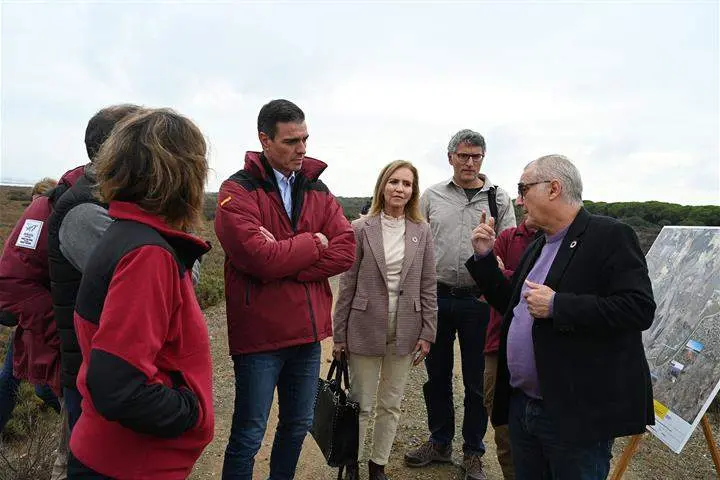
[523,280,555,319]
[471,210,496,257]
[314,232,329,249]
[332,342,346,360]
[412,339,431,366]
[496,255,505,270]
[259,226,276,242]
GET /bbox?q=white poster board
[642,226,720,453]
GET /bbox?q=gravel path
[191,301,720,480]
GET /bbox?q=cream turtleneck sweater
[381,212,406,314]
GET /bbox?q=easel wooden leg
[700,415,720,477]
[609,434,643,480]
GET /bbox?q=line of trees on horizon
[2,185,718,230]
[329,197,720,228]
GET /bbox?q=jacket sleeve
[59,203,113,273]
[419,223,438,343]
[0,198,54,334]
[493,228,515,279]
[552,223,656,334]
[296,195,356,282]
[85,246,199,438]
[214,180,323,281]
[420,191,430,221]
[332,222,363,343]
[465,252,514,315]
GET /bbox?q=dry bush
[0,383,60,480]
[194,220,225,310]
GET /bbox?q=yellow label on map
[654,400,669,419]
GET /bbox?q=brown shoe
[368,460,389,480]
[344,462,359,480]
[462,454,487,480]
[404,440,452,467]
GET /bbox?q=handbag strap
[339,351,351,391]
[327,358,343,385]
[326,352,352,392]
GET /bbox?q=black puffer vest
[48,174,106,389]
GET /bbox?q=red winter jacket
[215,152,355,354]
[71,202,214,479]
[485,221,537,354]
[0,166,83,394]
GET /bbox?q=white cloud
[1,1,717,205]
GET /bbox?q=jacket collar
[362,214,423,287]
[543,207,590,289]
[243,151,327,182]
[108,201,211,257]
[515,220,537,238]
[59,165,86,187]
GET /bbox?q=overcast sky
[1,1,718,205]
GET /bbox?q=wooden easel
[609,414,720,479]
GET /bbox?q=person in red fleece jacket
[215,99,355,479]
[68,108,213,480]
[0,170,83,395]
[483,214,537,480]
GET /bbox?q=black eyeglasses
[454,152,485,163]
[517,180,551,198]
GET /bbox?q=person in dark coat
[467,154,655,480]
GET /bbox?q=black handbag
[310,352,359,479]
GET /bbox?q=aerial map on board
[643,226,720,453]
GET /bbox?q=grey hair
[447,129,486,154]
[526,154,583,206]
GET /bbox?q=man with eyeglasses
[405,129,515,480]
[466,154,655,479]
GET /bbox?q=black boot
[344,462,359,480]
[368,460,389,480]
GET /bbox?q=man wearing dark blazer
[465,154,656,480]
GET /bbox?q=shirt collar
[447,173,493,191]
[273,168,295,185]
[545,224,570,244]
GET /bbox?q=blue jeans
[423,295,489,455]
[222,342,321,480]
[0,334,60,433]
[509,390,613,480]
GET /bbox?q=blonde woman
[333,160,438,480]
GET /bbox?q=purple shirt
[507,226,568,399]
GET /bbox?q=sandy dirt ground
[191,296,720,480]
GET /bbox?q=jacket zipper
[287,174,317,342]
[304,284,318,342]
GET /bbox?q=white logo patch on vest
[15,219,44,250]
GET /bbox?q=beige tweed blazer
[333,214,438,356]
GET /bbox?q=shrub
[195,268,224,310]
[0,383,61,480]
[193,221,225,310]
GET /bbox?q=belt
[436,283,482,298]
